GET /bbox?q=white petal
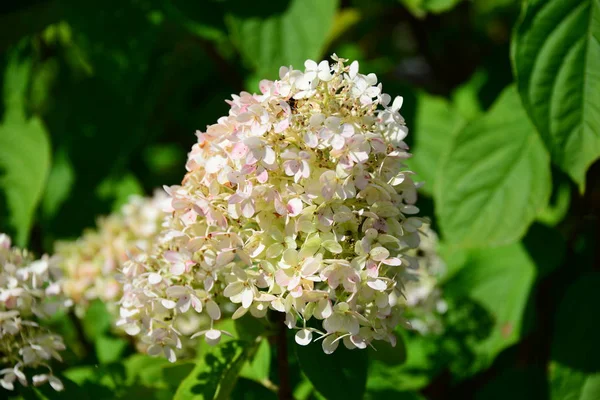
[49,376,64,391]
[241,288,254,308]
[148,273,162,285]
[206,300,221,320]
[205,329,222,346]
[322,335,339,354]
[161,299,177,309]
[295,329,313,346]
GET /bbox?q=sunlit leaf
[443,242,537,377]
[226,0,338,79]
[435,86,551,248]
[175,340,252,400]
[0,50,51,246]
[512,0,600,190]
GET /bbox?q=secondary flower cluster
[118,55,424,359]
[402,225,447,335]
[54,192,168,310]
[0,234,68,391]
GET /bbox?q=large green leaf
[443,242,537,377]
[512,0,600,189]
[296,341,367,400]
[0,50,51,246]
[549,274,600,400]
[175,340,251,400]
[226,0,338,79]
[435,86,551,248]
[406,93,465,195]
[239,338,271,384]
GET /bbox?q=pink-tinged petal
[164,251,182,264]
[259,79,272,94]
[287,274,301,291]
[231,142,249,159]
[283,160,299,176]
[301,257,321,276]
[191,296,203,313]
[241,200,255,218]
[170,263,185,276]
[246,151,259,165]
[290,285,303,298]
[256,168,269,183]
[287,198,303,217]
[275,118,290,133]
[236,112,253,122]
[275,269,292,287]
[382,258,402,266]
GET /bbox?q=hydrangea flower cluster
[401,225,447,335]
[54,192,168,310]
[118,55,425,359]
[0,234,68,391]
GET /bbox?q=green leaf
[226,0,338,79]
[435,86,551,249]
[175,340,251,400]
[82,300,112,341]
[512,0,600,190]
[368,334,407,366]
[0,51,51,247]
[406,92,466,194]
[296,341,367,400]
[41,148,75,222]
[550,274,600,400]
[240,338,271,383]
[443,242,537,377]
[95,335,128,364]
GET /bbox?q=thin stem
[275,312,293,400]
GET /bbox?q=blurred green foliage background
[1,0,599,399]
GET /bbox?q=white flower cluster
[54,192,168,309]
[402,225,447,335]
[118,55,425,359]
[0,234,68,391]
